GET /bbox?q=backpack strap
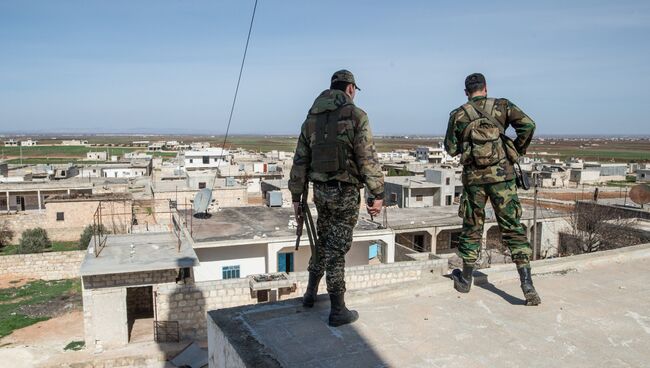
[468,98,504,135]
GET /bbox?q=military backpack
[459,98,519,167]
[310,105,351,174]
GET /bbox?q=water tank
[266,191,282,207]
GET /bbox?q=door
[277,252,294,273]
[92,288,128,347]
[16,196,25,211]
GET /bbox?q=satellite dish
[193,188,213,215]
[629,184,650,206]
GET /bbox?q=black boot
[328,293,359,327]
[452,263,474,293]
[302,273,322,308]
[518,267,541,306]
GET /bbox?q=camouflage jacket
[289,89,384,201]
[444,96,536,185]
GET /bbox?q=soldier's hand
[367,198,383,217]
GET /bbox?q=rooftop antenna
[210,0,258,190]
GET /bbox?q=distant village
[0,137,649,351]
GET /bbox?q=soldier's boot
[452,263,474,293]
[302,272,322,308]
[328,293,359,327]
[518,267,541,306]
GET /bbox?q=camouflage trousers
[308,182,360,294]
[458,179,532,268]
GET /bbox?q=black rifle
[295,183,319,264]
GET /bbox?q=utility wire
[211,0,259,188]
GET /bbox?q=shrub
[79,224,106,250]
[0,220,14,249]
[17,228,51,254]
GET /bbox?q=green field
[0,241,79,256]
[0,279,81,337]
[2,135,649,162]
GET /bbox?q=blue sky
[1,0,649,135]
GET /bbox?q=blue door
[278,252,294,273]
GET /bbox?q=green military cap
[331,69,361,90]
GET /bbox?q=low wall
[0,250,86,280]
[155,256,447,340]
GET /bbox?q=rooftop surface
[185,207,384,244]
[359,204,565,230]
[79,232,198,276]
[209,246,650,368]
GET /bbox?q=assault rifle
[295,183,319,264]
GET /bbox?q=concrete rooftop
[209,245,650,368]
[360,204,565,230]
[79,232,198,276]
[185,207,382,244]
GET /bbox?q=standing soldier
[289,70,384,326]
[444,73,541,306]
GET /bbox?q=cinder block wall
[155,257,445,340]
[0,250,85,280]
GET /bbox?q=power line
[211,0,259,188]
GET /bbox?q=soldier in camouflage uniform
[289,70,385,326]
[444,73,541,306]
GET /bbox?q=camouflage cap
[465,73,486,90]
[331,69,361,90]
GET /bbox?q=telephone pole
[531,173,539,260]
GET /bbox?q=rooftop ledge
[207,243,650,368]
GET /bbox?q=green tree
[79,224,106,250]
[17,228,51,254]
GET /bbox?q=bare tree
[562,202,640,255]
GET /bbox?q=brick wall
[0,250,86,280]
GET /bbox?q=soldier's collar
[469,95,487,102]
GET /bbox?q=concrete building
[3,139,18,147]
[78,205,395,348]
[86,151,108,161]
[538,166,570,188]
[379,204,570,259]
[0,180,93,212]
[415,145,457,164]
[20,139,38,146]
[79,161,152,179]
[384,169,461,208]
[637,169,650,183]
[62,139,89,146]
[184,148,230,170]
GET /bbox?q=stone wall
[0,250,86,280]
[0,198,132,242]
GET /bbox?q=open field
[2,135,649,162]
[0,278,81,338]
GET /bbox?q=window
[56,212,65,221]
[189,159,193,164]
[277,253,294,273]
[390,193,397,203]
[202,156,210,164]
[416,195,423,202]
[222,265,240,279]
[446,195,452,206]
[198,182,206,189]
[445,177,450,185]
